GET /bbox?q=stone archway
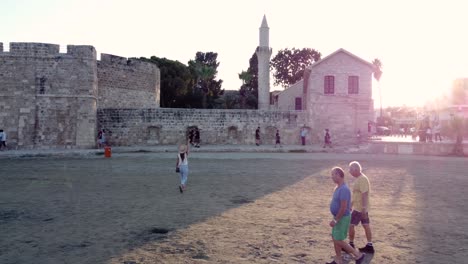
[187,126,199,146]
[147,126,161,145]
[227,126,239,144]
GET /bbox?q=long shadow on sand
[405,158,468,264]
[0,152,337,264]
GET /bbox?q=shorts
[350,210,370,225]
[332,215,351,241]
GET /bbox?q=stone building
[272,48,375,142]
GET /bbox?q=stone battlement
[0,42,96,59]
[99,53,158,72]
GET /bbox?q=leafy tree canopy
[270,48,321,88]
[372,58,383,81]
[188,52,224,108]
[139,56,192,108]
[238,52,259,109]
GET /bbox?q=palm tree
[372,59,383,119]
[190,61,216,108]
[238,70,253,85]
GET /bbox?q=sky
[1,0,467,107]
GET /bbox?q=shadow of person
[341,252,374,264]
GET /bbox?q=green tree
[139,56,192,108]
[372,58,383,118]
[188,52,224,108]
[238,52,259,109]
[217,90,241,109]
[270,48,321,88]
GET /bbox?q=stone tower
[256,15,272,110]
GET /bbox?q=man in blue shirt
[327,167,365,264]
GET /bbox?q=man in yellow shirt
[348,161,375,254]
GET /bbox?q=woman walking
[176,143,190,193]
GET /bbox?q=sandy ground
[1,152,468,264]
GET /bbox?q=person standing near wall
[97,129,104,149]
[300,126,308,146]
[194,128,200,148]
[434,123,442,142]
[0,129,6,151]
[176,142,190,193]
[324,129,332,148]
[188,128,195,146]
[426,127,433,142]
[275,129,281,148]
[356,129,361,148]
[255,127,261,146]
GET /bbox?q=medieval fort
[0,16,374,149]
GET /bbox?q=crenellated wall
[0,42,98,149]
[97,54,160,109]
[0,42,163,149]
[97,108,307,146]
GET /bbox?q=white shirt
[178,153,188,166]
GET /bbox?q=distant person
[255,127,261,146]
[194,128,200,148]
[0,129,6,151]
[326,167,366,264]
[275,129,281,148]
[97,129,106,148]
[434,123,442,142]
[426,127,432,142]
[300,126,308,145]
[176,142,190,193]
[188,128,195,146]
[348,161,375,254]
[356,129,361,147]
[323,129,332,148]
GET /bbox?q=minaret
[256,15,272,110]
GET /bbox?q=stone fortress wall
[98,108,308,146]
[1,42,312,149]
[97,54,160,109]
[0,42,161,149]
[0,42,98,149]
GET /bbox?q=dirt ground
[1,152,468,264]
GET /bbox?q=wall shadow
[0,153,337,264]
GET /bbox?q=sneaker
[355,253,366,264]
[359,244,374,253]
